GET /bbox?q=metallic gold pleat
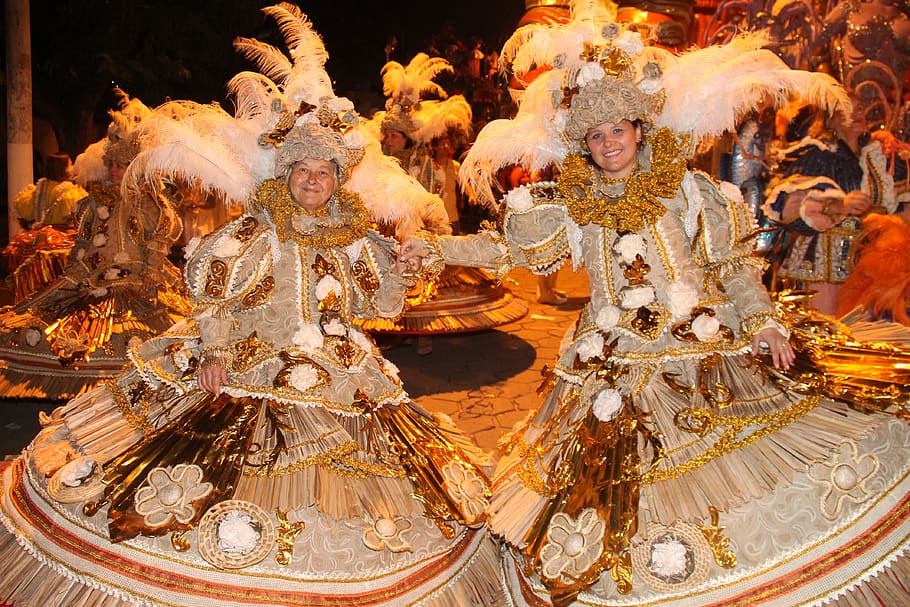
[90,394,260,542]
[373,402,491,532]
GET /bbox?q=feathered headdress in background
[409,96,474,146]
[122,2,441,232]
[73,89,155,187]
[459,0,850,206]
[366,51,473,149]
[372,53,454,137]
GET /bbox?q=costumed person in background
[3,153,85,303]
[822,0,910,132]
[363,52,527,356]
[149,99,245,251]
[403,77,474,236]
[369,52,456,238]
[170,179,239,248]
[402,3,910,605]
[0,6,503,606]
[761,96,888,315]
[834,129,910,324]
[496,0,574,306]
[0,91,188,400]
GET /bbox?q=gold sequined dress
[0,182,502,607]
[3,177,85,302]
[433,135,910,606]
[0,181,188,399]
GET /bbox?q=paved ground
[0,266,591,459]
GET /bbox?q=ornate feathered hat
[72,89,155,186]
[104,89,155,166]
[367,51,475,152]
[121,3,440,230]
[375,52,453,137]
[459,0,850,205]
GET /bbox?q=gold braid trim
[739,311,776,338]
[641,394,821,484]
[558,128,687,232]
[242,443,407,479]
[109,380,155,435]
[251,179,370,249]
[199,345,234,370]
[414,229,445,281]
[703,253,767,288]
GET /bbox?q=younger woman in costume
[402,4,910,605]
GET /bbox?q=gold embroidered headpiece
[380,105,417,137]
[269,99,365,184]
[559,27,665,145]
[103,90,155,167]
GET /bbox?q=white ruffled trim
[566,211,585,271]
[761,175,842,221]
[681,172,702,240]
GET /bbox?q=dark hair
[45,153,72,181]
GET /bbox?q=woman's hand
[197,363,229,395]
[393,237,429,276]
[800,192,843,231]
[752,326,795,370]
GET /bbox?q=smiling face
[287,158,338,213]
[381,128,408,155]
[584,120,642,180]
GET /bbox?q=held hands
[752,326,795,370]
[802,190,872,232]
[393,237,431,278]
[197,363,229,395]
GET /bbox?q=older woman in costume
[0,106,501,607]
[402,4,910,605]
[0,7,502,606]
[0,92,188,400]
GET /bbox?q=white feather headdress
[382,53,453,112]
[122,3,435,231]
[409,96,473,145]
[459,0,850,206]
[74,89,155,187]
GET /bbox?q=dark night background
[7,1,526,161]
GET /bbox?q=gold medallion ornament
[251,179,371,248]
[558,128,688,232]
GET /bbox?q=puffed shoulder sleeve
[435,183,571,278]
[690,172,778,332]
[502,184,572,274]
[183,215,274,350]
